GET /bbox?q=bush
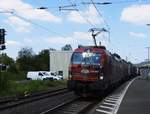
[0,80,67,97]
[0,72,8,91]
[1,71,26,81]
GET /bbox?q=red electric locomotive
[68,45,136,96]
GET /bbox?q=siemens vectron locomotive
[68,45,137,96]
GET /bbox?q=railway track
[0,88,66,102]
[41,78,137,114]
[39,80,128,114]
[0,88,68,110]
[0,78,137,114]
[0,88,77,114]
[41,97,100,114]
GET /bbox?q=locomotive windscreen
[71,52,100,65]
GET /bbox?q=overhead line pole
[146,47,150,61]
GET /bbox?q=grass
[1,71,26,81]
[0,80,67,97]
[0,71,67,97]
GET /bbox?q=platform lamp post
[147,24,150,26]
[146,24,150,62]
[146,24,150,80]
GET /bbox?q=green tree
[61,44,72,51]
[16,48,51,71]
[16,47,35,71]
[1,53,17,73]
[49,48,56,51]
[35,49,49,71]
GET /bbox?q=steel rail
[0,88,69,110]
[41,97,99,114]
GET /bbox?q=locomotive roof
[75,45,126,60]
[78,45,106,50]
[74,45,131,65]
[74,45,106,53]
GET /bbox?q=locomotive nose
[81,63,102,76]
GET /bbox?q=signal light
[0,44,6,50]
[0,29,5,45]
[0,64,7,70]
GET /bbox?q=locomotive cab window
[71,52,83,64]
[71,52,100,65]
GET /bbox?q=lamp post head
[37,7,48,10]
[146,24,150,26]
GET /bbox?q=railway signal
[0,64,6,70]
[0,29,6,50]
[0,44,6,50]
[0,29,5,44]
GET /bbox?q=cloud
[45,37,75,45]
[73,32,91,40]
[23,38,33,43]
[73,31,109,44]
[0,0,62,32]
[6,40,21,46]
[67,5,102,24]
[45,31,109,48]
[4,16,31,32]
[0,0,61,23]
[45,32,92,46]
[129,32,146,38]
[121,4,150,25]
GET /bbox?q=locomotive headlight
[100,76,103,80]
[81,69,89,74]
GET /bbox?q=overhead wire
[80,0,149,5]
[81,0,98,26]
[104,0,149,4]
[90,0,110,30]
[83,0,120,60]
[87,0,110,44]
[67,0,95,27]
[6,10,68,38]
[67,0,111,47]
[64,0,144,62]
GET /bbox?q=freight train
[68,45,137,96]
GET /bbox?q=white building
[49,51,73,79]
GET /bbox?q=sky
[0,0,150,63]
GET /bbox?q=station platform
[118,76,150,114]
